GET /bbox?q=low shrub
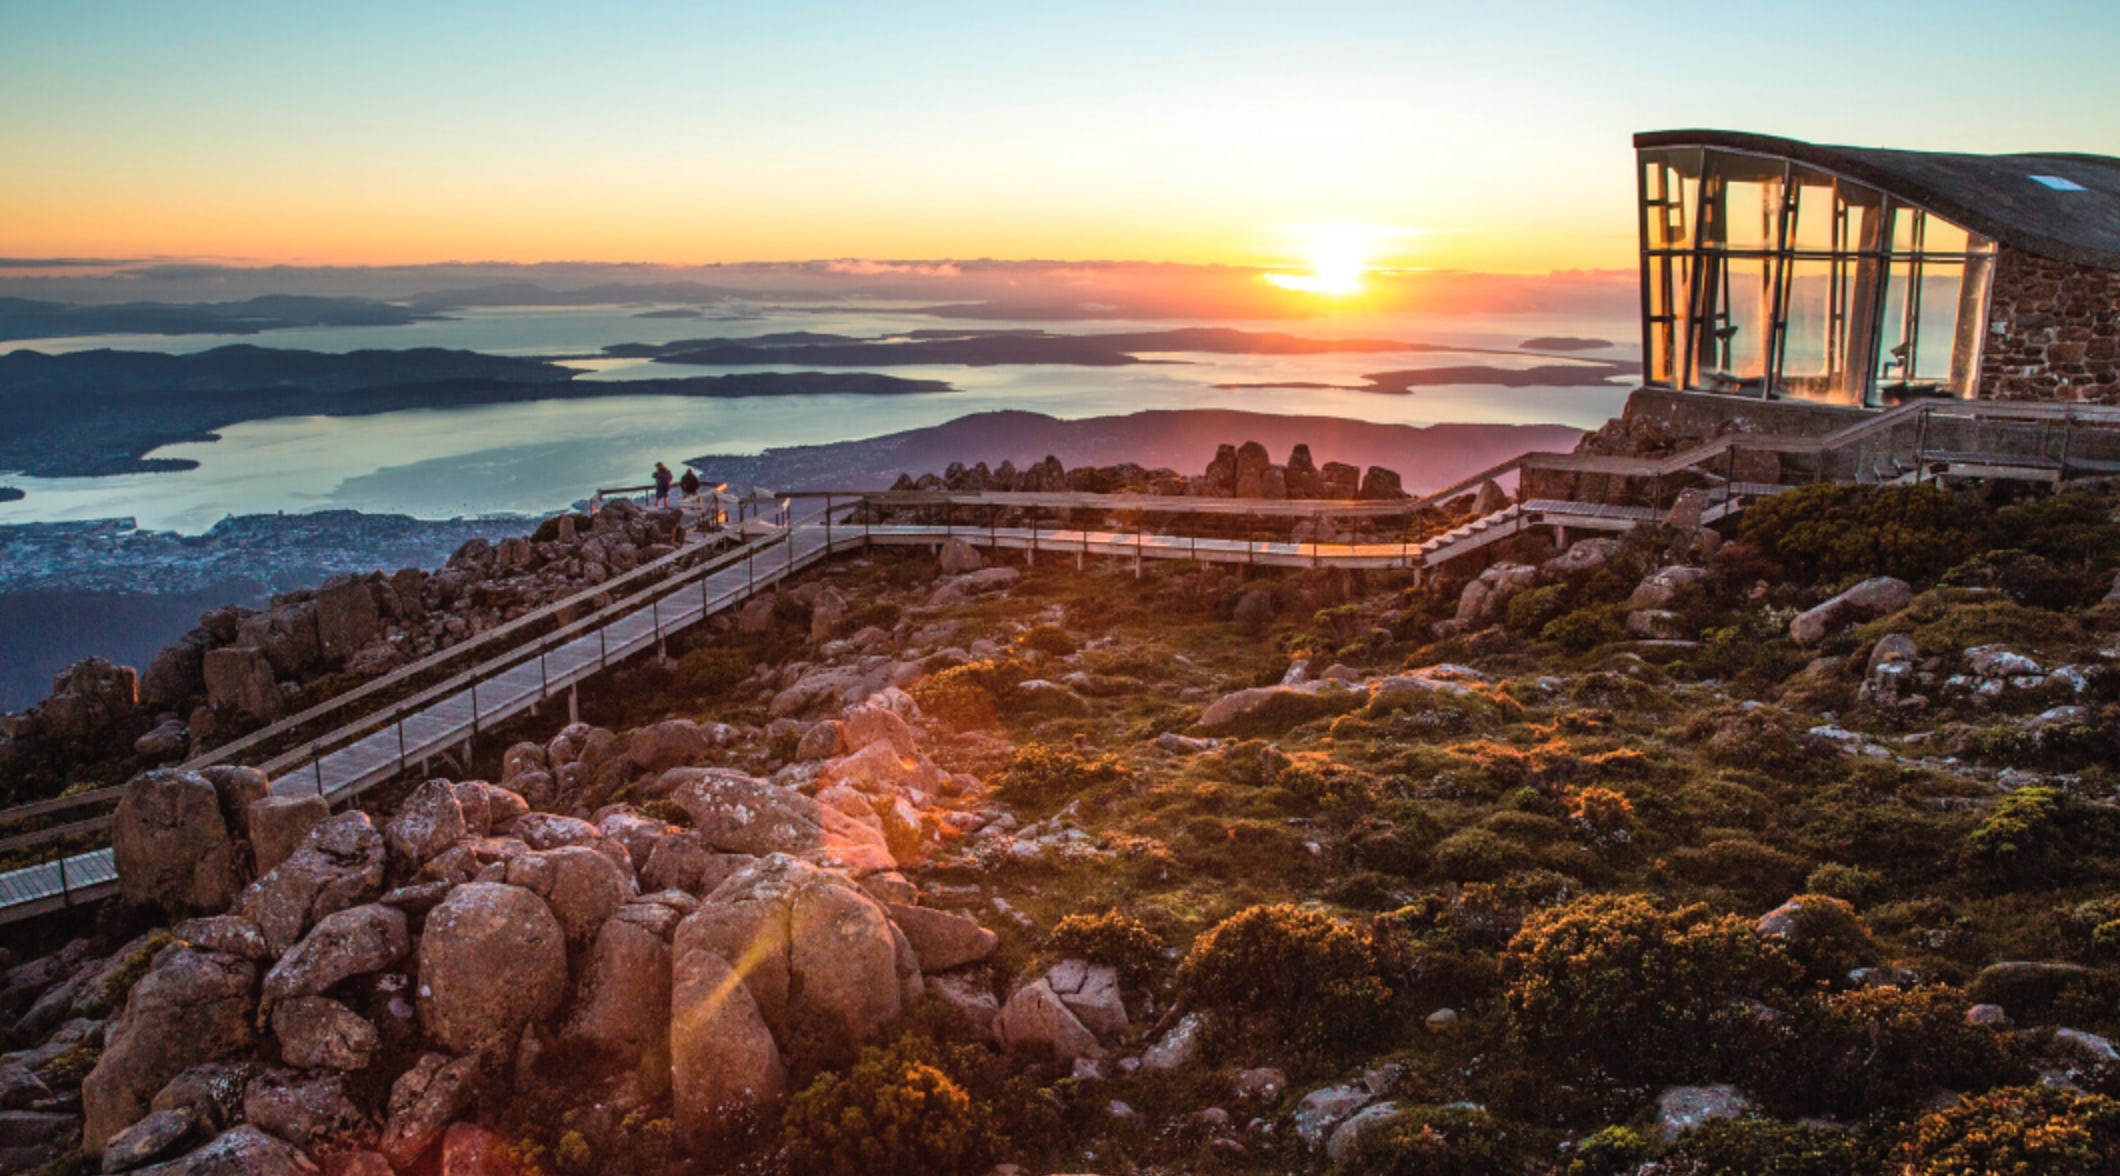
[1502,894,1801,1084]
[1047,911,1164,985]
[673,646,751,696]
[994,744,1125,808]
[783,1035,996,1176]
[1660,1118,1862,1175]
[1804,862,1882,906]
[1542,604,1626,651]
[1334,1103,1515,1175]
[1754,985,2024,1116]
[1761,893,1879,986]
[1739,482,1975,585]
[1180,903,1398,1058]
[1969,785,2117,880]
[1433,828,1534,883]
[1891,1085,2120,1175]
[1505,583,1573,636]
[1018,624,1079,656]
[1568,786,1635,847]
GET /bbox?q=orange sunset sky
[4,1,2117,277]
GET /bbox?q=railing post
[313,744,325,796]
[56,844,69,905]
[470,681,480,736]
[396,709,407,774]
[599,626,608,670]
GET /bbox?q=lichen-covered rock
[502,845,635,950]
[561,914,672,1087]
[1654,1084,1754,1140]
[270,996,378,1071]
[670,941,786,1151]
[100,1106,198,1172]
[82,948,257,1156]
[262,904,409,1004]
[131,1125,318,1175]
[996,978,1099,1062]
[246,796,330,877]
[666,768,827,857]
[241,1068,367,1150]
[1625,565,1709,611]
[1789,576,1912,646]
[237,812,388,957]
[378,1053,478,1172]
[383,779,467,867]
[112,770,243,916]
[674,854,908,1064]
[415,883,568,1053]
[884,903,997,971]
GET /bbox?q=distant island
[617,326,1480,368]
[1520,336,1614,351]
[0,487,22,503]
[0,346,951,478]
[0,294,441,342]
[634,308,705,319]
[1217,358,1641,394]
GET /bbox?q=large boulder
[262,904,409,1004]
[621,719,727,776]
[1452,562,1539,627]
[670,941,786,1151]
[202,647,282,722]
[1625,565,1709,611]
[674,855,910,1065]
[81,948,257,1156]
[378,1053,479,1172]
[885,903,997,971]
[112,770,243,916]
[938,539,985,575]
[130,1125,318,1175]
[384,779,468,867]
[415,883,569,1053]
[236,603,321,681]
[1358,465,1405,500]
[666,769,826,857]
[502,845,635,950]
[561,909,674,1085]
[142,635,211,708]
[1196,681,1362,733]
[313,576,381,667]
[241,1068,367,1149]
[237,812,388,957]
[246,796,330,876]
[1789,577,1912,646]
[270,996,379,1071]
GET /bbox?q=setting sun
[1262,224,1408,297]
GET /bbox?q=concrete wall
[1979,248,2120,403]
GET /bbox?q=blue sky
[4,0,2115,269]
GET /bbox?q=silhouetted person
[652,462,673,507]
[679,467,701,501]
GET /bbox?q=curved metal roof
[1636,129,2120,270]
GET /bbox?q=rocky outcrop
[238,811,387,957]
[112,770,243,915]
[1789,576,1912,645]
[82,947,257,1156]
[415,883,569,1053]
[261,903,409,1004]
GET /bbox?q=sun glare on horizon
[1262,224,1418,297]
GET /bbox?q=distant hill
[0,294,437,342]
[688,408,1584,493]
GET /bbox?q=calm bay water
[0,304,1638,533]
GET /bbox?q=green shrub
[995,744,1125,808]
[1739,482,1975,585]
[1892,1085,2120,1175]
[1506,584,1574,636]
[1432,828,1534,883]
[1542,604,1626,651]
[1661,1118,1862,1175]
[1804,862,1881,906]
[1568,787,1635,847]
[1563,1125,1656,1176]
[1760,894,1879,986]
[1018,625,1079,656]
[1047,911,1164,985]
[673,646,751,696]
[1969,786,2116,879]
[1670,838,1808,902]
[783,1035,996,1176]
[1755,985,2024,1117]
[1502,894,1801,1084]
[76,931,175,1018]
[1334,1103,1514,1175]
[909,660,1027,730]
[1180,903,1397,1058]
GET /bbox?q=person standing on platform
[651,461,673,507]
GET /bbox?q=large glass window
[1637,147,1996,406]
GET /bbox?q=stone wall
[1978,248,2120,403]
